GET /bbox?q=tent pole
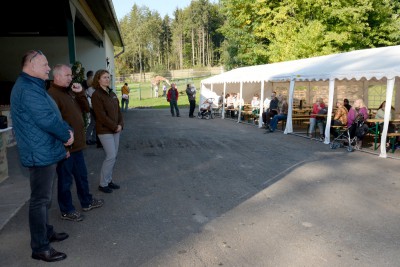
[222,83,226,119]
[324,79,335,144]
[259,81,265,128]
[379,78,395,158]
[238,81,243,123]
[284,79,295,134]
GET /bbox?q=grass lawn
[115,77,206,109]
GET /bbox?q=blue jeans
[309,118,325,136]
[57,150,92,213]
[169,100,179,116]
[270,114,287,131]
[121,98,129,112]
[98,133,120,187]
[28,164,57,253]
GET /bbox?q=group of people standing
[165,82,197,118]
[10,50,123,262]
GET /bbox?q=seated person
[330,101,348,138]
[234,93,244,110]
[225,93,235,117]
[375,100,395,132]
[251,94,260,114]
[343,98,352,112]
[262,92,279,127]
[309,97,326,139]
[347,99,369,148]
[268,95,288,132]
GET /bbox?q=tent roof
[202,45,400,84]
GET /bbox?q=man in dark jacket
[186,83,196,118]
[10,50,74,262]
[262,91,279,128]
[48,64,103,223]
[167,83,180,117]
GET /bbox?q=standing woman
[91,70,124,193]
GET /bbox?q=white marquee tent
[201,45,400,158]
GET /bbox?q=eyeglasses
[30,50,43,62]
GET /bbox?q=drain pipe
[115,46,125,58]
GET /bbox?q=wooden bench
[387,132,400,153]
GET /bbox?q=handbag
[122,94,129,99]
[0,115,7,129]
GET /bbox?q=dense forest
[115,0,400,76]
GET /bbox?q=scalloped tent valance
[201,45,400,85]
[270,45,400,82]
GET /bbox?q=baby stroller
[330,114,368,152]
[197,98,215,119]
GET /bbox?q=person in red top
[309,97,326,140]
[167,83,180,117]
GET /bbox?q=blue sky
[112,0,217,20]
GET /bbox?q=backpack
[316,107,327,120]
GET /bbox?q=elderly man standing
[48,64,104,222]
[167,83,180,117]
[186,83,196,118]
[11,50,74,262]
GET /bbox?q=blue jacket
[10,72,72,167]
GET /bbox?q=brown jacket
[48,84,90,152]
[334,106,348,126]
[92,87,123,134]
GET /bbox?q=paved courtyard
[0,108,399,266]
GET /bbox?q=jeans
[98,133,120,187]
[57,150,92,213]
[121,98,129,112]
[169,100,180,116]
[270,114,287,131]
[309,118,325,136]
[28,164,57,253]
[189,100,196,116]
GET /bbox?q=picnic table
[366,118,400,150]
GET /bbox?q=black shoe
[86,140,96,145]
[98,185,113,193]
[49,232,69,243]
[97,143,103,148]
[177,114,180,117]
[108,181,120,189]
[32,248,67,262]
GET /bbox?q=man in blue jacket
[10,50,74,262]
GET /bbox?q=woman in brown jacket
[330,101,348,138]
[91,69,124,193]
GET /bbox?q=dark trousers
[121,98,129,112]
[262,110,278,125]
[189,100,196,116]
[28,164,57,253]
[170,100,180,116]
[57,150,92,213]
